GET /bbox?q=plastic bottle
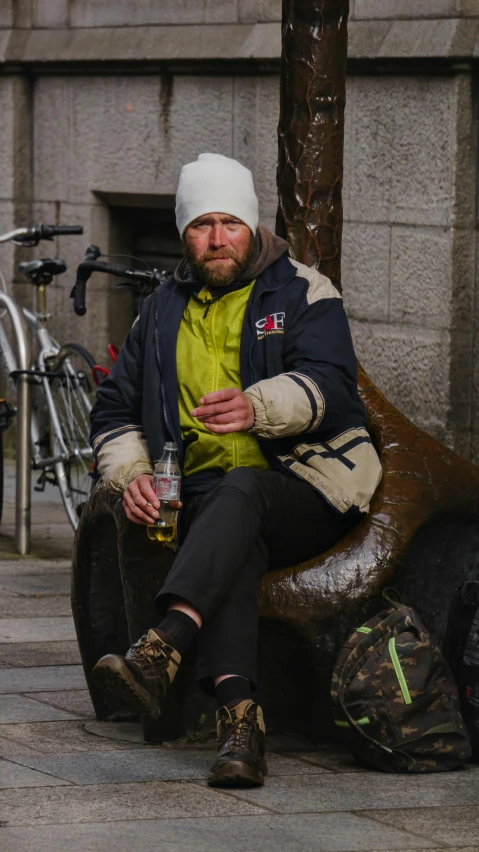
[147,442,181,543]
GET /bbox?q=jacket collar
[251,252,298,296]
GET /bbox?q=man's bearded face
[183,213,254,288]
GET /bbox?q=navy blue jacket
[91,253,382,515]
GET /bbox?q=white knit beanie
[175,153,259,237]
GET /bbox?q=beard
[184,235,254,288]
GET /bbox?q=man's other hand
[123,474,182,525]
[191,388,254,433]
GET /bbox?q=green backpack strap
[382,588,403,609]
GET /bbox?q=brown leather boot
[208,699,267,787]
[92,629,181,719]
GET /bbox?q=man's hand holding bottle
[122,474,182,526]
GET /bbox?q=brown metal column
[276,0,349,288]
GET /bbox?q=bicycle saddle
[20,258,67,284]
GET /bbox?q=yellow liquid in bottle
[147,523,176,543]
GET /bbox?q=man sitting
[90,153,382,787]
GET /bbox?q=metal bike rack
[0,292,31,554]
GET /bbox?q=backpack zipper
[335,716,370,728]
[356,625,412,705]
[388,636,412,705]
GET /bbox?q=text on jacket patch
[255,312,286,340]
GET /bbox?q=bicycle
[71,244,169,383]
[72,243,168,318]
[0,223,95,530]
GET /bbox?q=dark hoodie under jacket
[90,226,382,516]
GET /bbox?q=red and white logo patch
[255,312,285,340]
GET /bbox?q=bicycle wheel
[47,343,96,528]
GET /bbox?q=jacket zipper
[154,324,178,459]
[248,291,264,383]
[210,299,239,469]
[210,301,220,392]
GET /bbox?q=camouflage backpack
[331,594,471,772]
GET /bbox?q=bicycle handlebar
[47,226,83,237]
[71,245,159,316]
[72,245,101,317]
[0,224,83,246]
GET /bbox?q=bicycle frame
[0,297,59,466]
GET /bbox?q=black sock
[154,610,199,656]
[215,675,252,709]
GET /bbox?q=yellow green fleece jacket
[176,283,270,477]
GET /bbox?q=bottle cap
[164,441,177,450]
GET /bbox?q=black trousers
[156,468,356,692]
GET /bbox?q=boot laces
[129,634,148,654]
[222,714,253,752]
[128,634,163,661]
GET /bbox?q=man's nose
[209,225,227,249]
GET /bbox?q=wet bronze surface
[72,0,479,740]
[259,367,479,626]
[276,0,348,286]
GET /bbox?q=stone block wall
[341,72,477,456]
[29,0,282,29]
[351,1,479,19]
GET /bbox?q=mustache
[200,250,240,263]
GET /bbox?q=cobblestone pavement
[1,463,479,851]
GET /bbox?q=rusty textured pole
[276,0,349,290]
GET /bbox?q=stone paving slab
[1,506,73,529]
[0,617,75,643]
[289,748,362,773]
[84,720,146,744]
[0,812,437,852]
[10,746,214,784]
[0,560,71,577]
[267,753,332,775]
[0,735,42,758]
[0,779,266,826]
[0,758,69,789]
[0,722,145,755]
[363,805,479,847]
[0,531,73,562]
[24,690,95,718]
[0,695,82,724]
[0,587,16,598]
[7,746,328,785]
[0,574,71,596]
[0,641,81,667]
[229,769,479,813]
[0,596,73,618]
[0,666,86,693]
